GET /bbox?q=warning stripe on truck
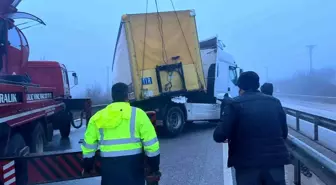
[2,160,16,185]
[0,152,101,185]
[28,153,82,183]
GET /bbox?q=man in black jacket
[261,82,274,96]
[213,71,290,185]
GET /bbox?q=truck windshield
[229,66,238,85]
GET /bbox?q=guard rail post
[293,159,301,185]
[295,111,300,131]
[313,117,319,141]
[286,134,336,185]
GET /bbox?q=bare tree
[85,83,111,105]
[274,67,336,97]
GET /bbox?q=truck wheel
[5,134,26,157]
[164,106,185,137]
[71,111,83,129]
[30,123,45,153]
[59,119,71,138]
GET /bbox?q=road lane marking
[223,143,234,185]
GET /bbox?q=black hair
[237,71,260,91]
[112,82,129,102]
[261,82,274,96]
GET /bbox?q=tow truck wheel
[5,134,26,157]
[30,123,45,153]
[59,118,71,138]
[164,106,185,137]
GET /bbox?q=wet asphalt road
[46,123,225,185]
[43,97,333,185]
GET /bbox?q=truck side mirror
[72,72,78,85]
[0,18,7,71]
[239,69,243,75]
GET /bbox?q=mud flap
[0,146,29,185]
[16,146,29,185]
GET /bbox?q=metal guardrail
[276,93,336,104]
[284,107,336,139]
[283,106,336,185]
[276,93,336,99]
[286,134,336,185]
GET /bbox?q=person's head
[237,71,260,96]
[112,82,129,102]
[261,82,273,96]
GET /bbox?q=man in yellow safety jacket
[81,82,161,185]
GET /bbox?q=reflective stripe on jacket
[81,102,160,158]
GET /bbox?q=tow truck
[0,110,157,185]
[0,0,91,159]
[0,2,158,184]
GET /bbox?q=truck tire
[71,111,83,129]
[30,123,45,153]
[164,106,185,137]
[5,134,26,157]
[60,118,71,138]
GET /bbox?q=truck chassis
[0,150,101,185]
[0,111,156,185]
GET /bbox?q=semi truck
[112,9,242,136]
[0,0,91,158]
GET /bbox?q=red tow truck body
[0,0,92,158]
[0,1,158,184]
[0,111,157,185]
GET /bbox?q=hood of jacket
[96,102,132,129]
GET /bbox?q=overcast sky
[18,0,336,97]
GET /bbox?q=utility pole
[106,66,110,95]
[306,45,316,74]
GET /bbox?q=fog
[17,0,336,97]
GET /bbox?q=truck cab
[155,36,242,137]
[200,36,241,99]
[0,0,91,158]
[0,13,77,99]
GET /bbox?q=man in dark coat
[261,82,274,96]
[213,71,290,185]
